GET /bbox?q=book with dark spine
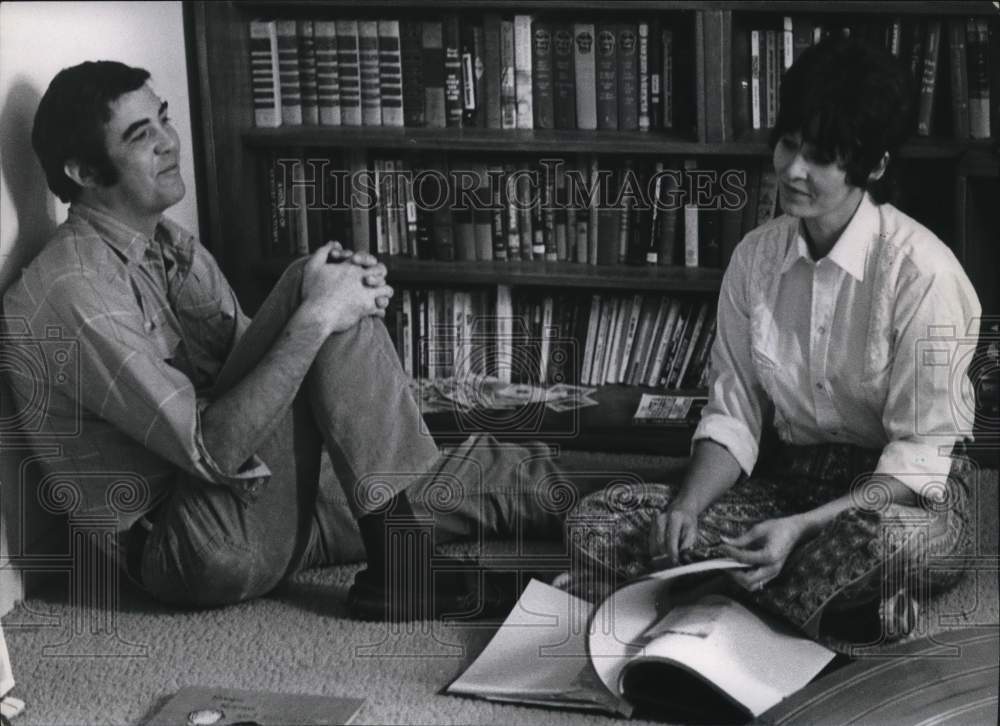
[967,18,991,139]
[532,20,555,130]
[637,22,650,131]
[422,20,447,128]
[595,23,618,130]
[617,23,639,131]
[552,24,576,129]
[461,20,479,126]
[400,20,425,126]
[378,20,403,127]
[500,19,517,129]
[482,13,502,128]
[648,18,662,129]
[916,19,942,137]
[443,14,464,127]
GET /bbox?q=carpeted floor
[3,455,997,726]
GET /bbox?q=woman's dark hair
[32,61,151,203]
[770,36,914,203]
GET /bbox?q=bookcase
[188,1,998,457]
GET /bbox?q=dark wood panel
[256,257,725,292]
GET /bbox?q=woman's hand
[719,516,807,592]
[649,506,700,566]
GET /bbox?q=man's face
[89,84,185,225]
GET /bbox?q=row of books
[727,15,996,140]
[384,286,716,390]
[249,15,692,132]
[260,151,781,269]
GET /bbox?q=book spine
[472,24,487,127]
[699,208,721,269]
[587,156,600,265]
[782,16,794,70]
[917,20,941,137]
[277,20,303,125]
[443,14,464,127]
[483,13,503,129]
[517,171,536,260]
[591,297,615,385]
[637,22,650,131]
[336,20,361,127]
[683,160,698,268]
[489,164,507,260]
[595,23,618,130]
[378,20,403,128]
[500,19,518,129]
[298,20,319,125]
[617,23,639,131]
[359,21,382,127]
[514,14,534,129]
[948,19,970,141]
[314,21,341,126]
[532,20,555,130]
[603,297,626,384]
[671,301,709,389]
[574,23,597,130]
[967,19,991,140]
[659,303,692,387]
[765,29,778,129]
[580,294,602,385]
[648,18,662,130]
[702,10,730,143]
[496,285,513,384]
[694,11,707,141]
[617,294,644,384]
[750,30,762,131]
[646,299,681,387]
[731,25,750,138]
[657,167,681,267]
[461,20,479,126]
[543,170,557,261]
[554,162,568,261]
[626,296,655,384]
[662,27,674,129]
[504,164,521,260]
[249,20,281,128]
[385,158,400,255]
[400,21,425,127]
[552,25,576,129]
[423,20,447,128]
[638,296,670,384]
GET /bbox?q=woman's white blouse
[694,193,982,495]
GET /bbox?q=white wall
[0,1,198,614]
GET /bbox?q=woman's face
[772,131,861,226]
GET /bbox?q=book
[633,392,708,424]
[447,559,834,720]
[297,20,319,125]
[967,19,991,140]
[637,22,650,131]
[595,23,618,130]
[358,20,382,127]
[531,20,555,129]
[482,13,503,129]
[378,20,403,128]
[917,19,942,137]
[400,20,425,126]
[552,24,576,130]
[648,18,662,129]
[249,19,281,128]
[645,298,683,387]
[617,23,639,131]
[145,686,365,726]
[460,20,480,126]
[514,14,534,129]
[702,9,731,143]
[765,29,778,129]
[750,29,762,131]
[731,24,751,138]
[661,26,674,130]
[422,20,447,128]
[276,20,303,125]
[314,21,341,126]
[336,19,362,127]
[500,19,517,129]
[443,14,464,127]
[948,19,970,140]
[574,23,598,130]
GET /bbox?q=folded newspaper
[447,559,835,721]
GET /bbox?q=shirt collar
[779,193,876,282]
[70,202,194,266]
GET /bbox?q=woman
[565,36,982,648]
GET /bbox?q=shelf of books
[192,0,996,452]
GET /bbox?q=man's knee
[142,539,278,608]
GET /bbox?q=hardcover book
[531,20,555,129]
[336,19,362,126]
[378,20,404,127]
[400,20,425,126]
[500,19,518,129]
[249,19,281,128]
[617,24,639,131]
[358,20,381,126]
[443,15,464,127]
[422,20,447,128]
[447,560,834,720]
[514,14,534,129]
[595,23,618,130]
[297,20,319,125]
[482,13,503,128]
[276,19,303,125]
[314,21,341,126]
[573,23,598,130]
[552,24,576,129]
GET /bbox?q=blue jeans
[137,260,611,606]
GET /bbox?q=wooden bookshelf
[190,0,998,453]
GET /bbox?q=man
[2,61,601,618]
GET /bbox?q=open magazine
[447,559,835,721]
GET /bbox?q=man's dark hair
[770,36,914,204]
[32,61,151,203]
